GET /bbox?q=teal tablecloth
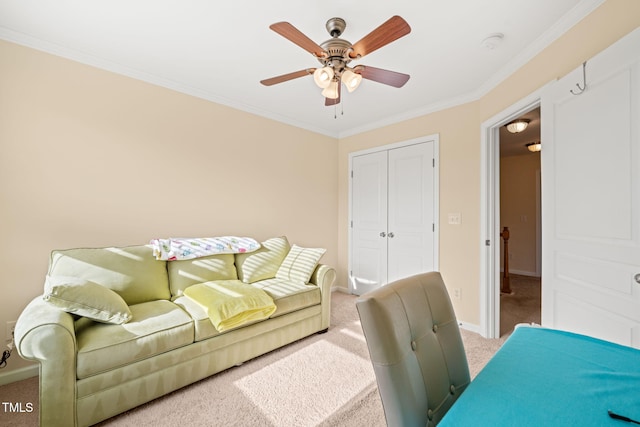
[439,326,640,426]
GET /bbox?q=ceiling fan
[260,16,411,106]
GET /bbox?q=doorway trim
[479,84,551,339]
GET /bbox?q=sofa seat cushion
[254,278,321,318]
[75,300,194,379]
[174,278,321,341]
[173,296,222,341]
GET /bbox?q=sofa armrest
[16,297,78,426]
[309,264,336,330]
[310,264,336,292]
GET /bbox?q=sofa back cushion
[48,245,170,305]
[235,236,290,284]
[167,253,237,298]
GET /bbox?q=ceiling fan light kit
[341,69,362,92]
[261,16,411,109]
[313,67,334,88]
[321,79,340,99]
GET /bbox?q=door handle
[635,273,640,284]
[380,232,386,238]
[388,232,395,238]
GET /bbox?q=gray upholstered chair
[356,272,470,427]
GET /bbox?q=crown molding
[0,0,605,140]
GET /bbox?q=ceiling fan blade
[260,69,314,86]
[357,66,410,88]
[349,16,411,59]
[325,97,339,106]
[270,22,325,57]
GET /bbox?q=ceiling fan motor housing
[317,17,354,75]
[319,38,352,73]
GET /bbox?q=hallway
[500,274,541,337]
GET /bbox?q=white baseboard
[458,321,481,335]
[0,365,39,386]
[501,269,539,277]
[331,285,350,294]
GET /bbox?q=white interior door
[387,143,436,283]
[351,151,388,295]
[541,28,640,347]
[350,139,437,295]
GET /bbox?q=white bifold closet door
[350,141,435,295]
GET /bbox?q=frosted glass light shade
[506,119,530,133]
[313,67,334,89]
[321,80,339,99]
[342,69,362,92]
[527,141,541,152]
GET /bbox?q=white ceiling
[0,0,604,138]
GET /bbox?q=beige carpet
[500,274,542,337]
[0,291,505,427]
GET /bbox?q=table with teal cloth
[439,326,640,426]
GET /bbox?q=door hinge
[432,223,435,232]
[350,170,353,178]
[432,158,435,167]
[350,220,353,228]
[485,240,491,246]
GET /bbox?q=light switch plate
[448,213,461,225]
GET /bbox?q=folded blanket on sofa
[150,236,260,261]
[184,280,277,332]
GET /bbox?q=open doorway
[498,108,541,337]
[479,85,550,339]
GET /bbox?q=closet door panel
[387,143,435,283]
[350,151,388,295]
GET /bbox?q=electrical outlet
[453,288,462,300]
[6,320,16,343]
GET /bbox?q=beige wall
[338,0,640,325]
[1,0,639,377]
[337,101,481,321]
[0,40,337,374]
[500,153,540,276]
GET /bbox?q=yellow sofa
[15,236,335,426]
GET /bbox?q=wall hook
[570,62,587,95]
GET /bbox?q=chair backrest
[356,272,470,426]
